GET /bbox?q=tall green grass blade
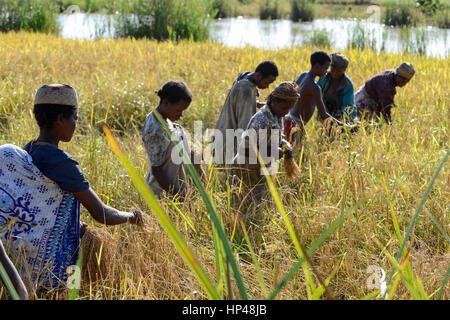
[423,208,450,244]
[102,125,220,300]
[0,260,20,300]
[415,275,429,300]
[0,223,20,300]
[240,221,269,298]
[310,277,328,300]
[311,255,342,300]
[382,178,403,244]
[210,203,228,297]
[267,204,355,300]
[146,112,249,299]
[436,265,450,300]
[373,238,421,299]
[212,224,225,299]
[257,149,316,297]
[386,150,449,288]
[167,198,196,232]
[361,290,381,300]
[387,273,401,300]
[68,248,83,300]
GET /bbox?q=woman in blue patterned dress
[0,84,142,293]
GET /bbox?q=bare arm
[0,241,28,300]
[314,84,332,120]
[73,188,141,226]
[314,85,346,126]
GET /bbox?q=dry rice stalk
[282,143,301,181]
[80,226,117,283]
[284,156,301,181]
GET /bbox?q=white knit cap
[34,84,78,107]
[395,62,415,80]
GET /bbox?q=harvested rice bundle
[80,226,117,283]
[282,142,301,181]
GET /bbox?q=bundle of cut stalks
[282,143,301,181]
[80,226,117,283]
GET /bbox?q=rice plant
[0,32,448,300]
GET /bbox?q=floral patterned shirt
[233,105,288,173]
[142,111,191,197]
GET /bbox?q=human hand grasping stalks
[281,140,301,181]
[130,210,145,227]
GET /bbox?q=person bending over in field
[231,82,299,214]
[317,53,357,122]
[284,51,344,147]
[355,62,415,124]
[0,84,142,293]
[215,60,279,164]
[142,80,200,200]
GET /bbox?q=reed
[0,0,59,33]
[114,0,213,41]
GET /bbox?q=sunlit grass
[0,31,448,300]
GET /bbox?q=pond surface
[57,14,449,58]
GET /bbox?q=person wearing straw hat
[230,82,300,213]
[0,84,142,292]
[355,62,415,123]
[317,53,357,122]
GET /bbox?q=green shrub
[56,0,118,13]
[259,0,281,20]
[115,0,213,41]
[0,0,59,33]
[435,9,449,28]
[383,0,422,26]
[303,28,331,47]
[213,0,236,18]
[416,0,445,16]
[291,0,315,22]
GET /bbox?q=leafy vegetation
[0,0,59,33]
[260,0,281,20]
[114,0,214,41]
[303,28,331,47]
[291,0,315,22]
[383,0,423,26]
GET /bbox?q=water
[57,13,449,58]
[58,13,116,40]
[210,17,449,57]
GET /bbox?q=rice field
[0,31,448,300]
